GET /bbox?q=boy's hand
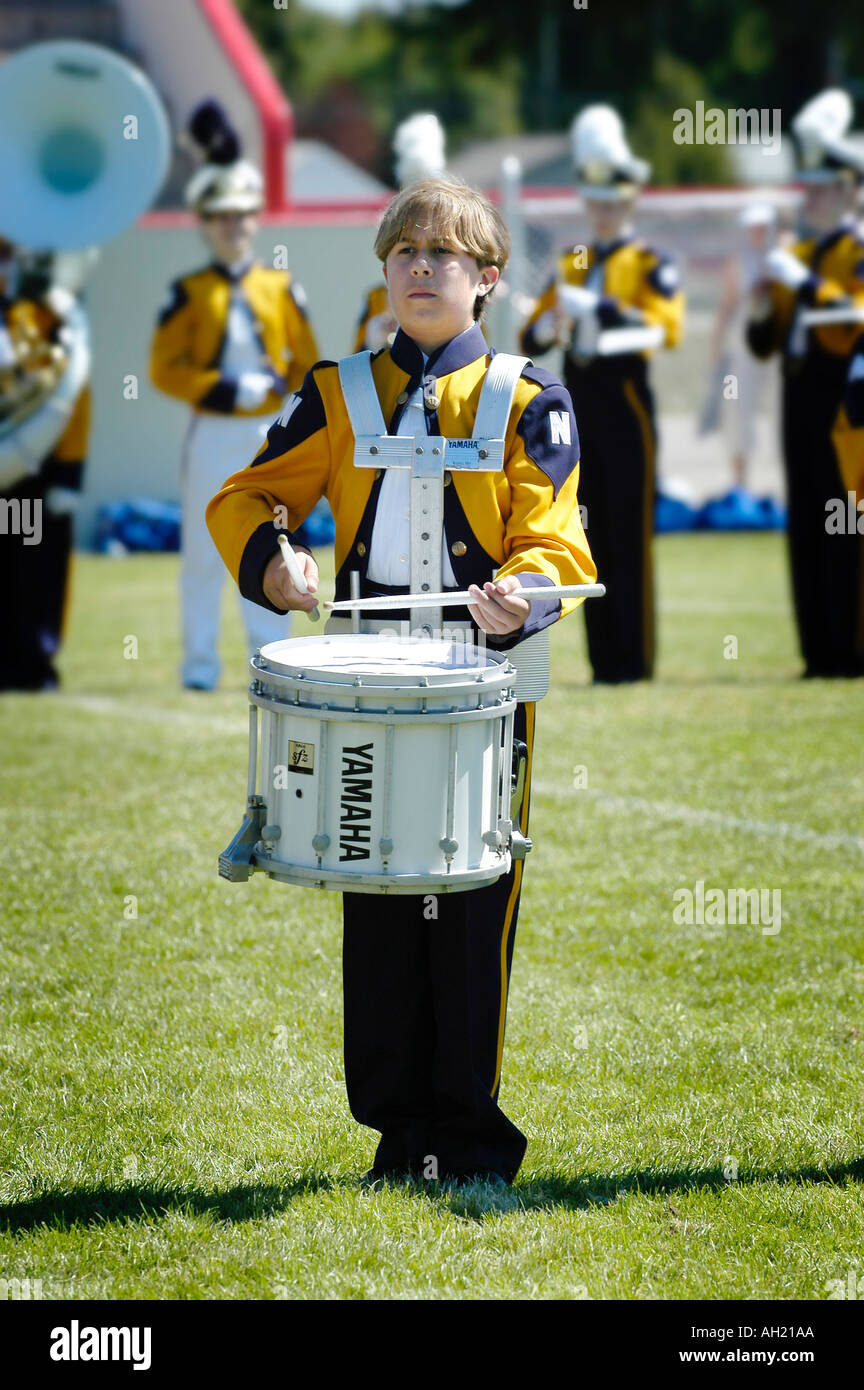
[262,546,319,612]
[467,577,530,637]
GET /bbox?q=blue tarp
[95,497,336,553]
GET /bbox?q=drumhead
[257,633,509,686]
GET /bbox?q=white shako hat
[393,112,447,187]
[791,90,864,184]
[183,99,264,214]
[571,104,650,200]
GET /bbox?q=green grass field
[1,533,863,1301]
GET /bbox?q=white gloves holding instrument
[235,371,280,411]
[762,247,810,291]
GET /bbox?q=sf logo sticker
[288,740,315,775]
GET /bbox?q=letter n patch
[549,410,571,446]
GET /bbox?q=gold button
[424,394,439,410]
[443,471,452,486]
[357,541,367,557]
[396,391,409,405]
[451,540,467,557]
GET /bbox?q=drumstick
[277,533,320,622]
[324,582,606,613]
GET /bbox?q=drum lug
[439,837,459,860]
[312,833,331,855]
[218,796,266,882]
[510,830,533,861]
[483,829,503,849]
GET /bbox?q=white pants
[180,412,291,688]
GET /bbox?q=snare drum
[219,633,524,893]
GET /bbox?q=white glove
[44,486,81,516]
[364,311,397,352]
[763,248,810,291]
[557,285,600,319]
[530,308,559,346]
[235,371,276,410]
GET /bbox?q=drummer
[207,176,595,1186]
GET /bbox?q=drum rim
[254,632,515,691]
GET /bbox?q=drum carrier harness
[337,346,533,639]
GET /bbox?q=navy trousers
[342,702,534,1183]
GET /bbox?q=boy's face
[383,224,499,352]
[199,210,258,265]
[585,195,634,244]
[801,181,855,234]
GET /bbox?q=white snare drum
[219,634,528,894]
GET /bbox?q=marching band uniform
[352,283,393,354]
[150,114,319,690]
[746,91,864,677]
[207,320,595,1181]
[521,107,684,683]
[831,335,864,663]
[833,332,864,498]
[0,280,90,691]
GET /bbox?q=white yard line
[59,698,863,853]
[60,694,244,736]
[535,786,864,854]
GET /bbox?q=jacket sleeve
[352,289,377,353]
[149,279,229,407]
[284,278,320,393]
[42,385,90,491]
[492,376,596,648]
[205,367,331,612]
[519,276,559,357]
[634,252,685,348]
[800,244,864,358]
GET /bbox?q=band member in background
[150,103,319,691]
[747,90,864,678]
[702,202,778,491]
[520,105,684,684]
[207,177,596,1185]
[352,113,447,353]
[0,242,91,691]
[833,332,864,503]
[830,333,864,665]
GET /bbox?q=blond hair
[374,176,510,320]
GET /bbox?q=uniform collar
[211,257,255,283]
[814,217,856,255]
[390,322,488,380]
[592,233,634,261]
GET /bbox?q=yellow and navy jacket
[832,330,864,495]
[2,296,90,492]
[149,261,319,416]
[352,283,391,353]
[747,223,864,365]
[520,236,685,360]
[206,321,596,649]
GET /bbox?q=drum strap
[337,348,530,633]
